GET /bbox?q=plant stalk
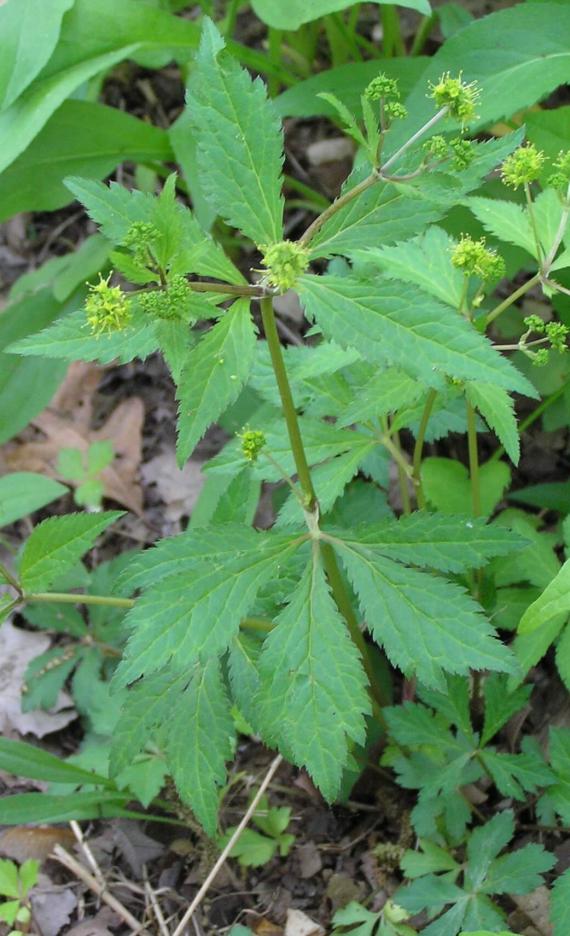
[466,401,481,517]
[412,389,437,509]
[23,592,135,608]
[484,273,541,327]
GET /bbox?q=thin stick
[52,845,150,935]
[69,821,105,888]
[143,866,171,936]
[171,754,283,936]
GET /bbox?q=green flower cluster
[451,236,506,281]
[384,100,408,121]
[501,143,545,189]
[548,150,570,192]
[364,73,400,102]
[429,72,480,125]
[239,429,266,463]
[524,315,569,352]
[424,135,475,171]
[122,221,160,267]
[139,275,193,321]
[261,241,310,292]
[85,274,132,335]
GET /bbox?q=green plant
[0,858,39,935]
[57,440,114,509]
[219,793,295,866]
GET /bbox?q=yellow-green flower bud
[364,73,400,102]
[451,236,505,281]
[523,314,546,334]
[429,72,480,124]
[501,143,545,189]
[261,241,310,292]
[546,321,569,352]
[85,274,132,335]
[139,275,193,321]
[424,135,449,160]
[547,150,570,191]
[450,137,475,171]
[384,101,408,121]
[239,429,266,463]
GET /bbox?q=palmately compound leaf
[176,300,257,465]
[186,18,284,246]
[114,531,304,687]
[353,227,465,310]
[7,307,160,365]
[335,539,514,689]
[466,384,520,466]
[256,553,370,801]
[298,274,537,398]
[165,658,235,836]
[20,511,124,592]
[551,867,570,936]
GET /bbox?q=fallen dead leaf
[4,361,145,515]
[296,841,322,879]
[0,620,76,737]
[140,451,204,522]
[0,826,76,862]
[111,820,164,877]
[284,909,324,936]
[31,874,78,936]
[510,886,553,936]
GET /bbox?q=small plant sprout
[85,274,131,335]
[0,858,39,935]
[57,440,114,509]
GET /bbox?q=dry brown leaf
[284,909,324,936]
[0,620,76,737]
[31,875,78,936]
[0,826,75,862]
[4,361,145,515]
[140,451,204,521]
[510,886,553,936]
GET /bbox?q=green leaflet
[8,307,160,365]
[0,0,75,110]
[330,514,523,575]
[186,18,284,246]
[466,384,520,466]
[176,301,257,465]
[166,658,235,836]
[353,227,465,310]
[110,670,184,776]
[421,458,511,518]
[298,274,537,397]
[551,869,570,936]
[519,558,570,634]
[338,369,423,427]
[113,532,303,686]
[466,196,536,257]
[251,0,430,31]
[0,101,172,221]
[20,511,124,592]
[335,541,514,689]
[256,554,370,801]
[0,473,67,528]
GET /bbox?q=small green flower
[239,428,266,463]
[85,274,132,335]
[139,275,193,321]
[122,221,161,267]
[429,71,480,124]
[364,73,400,102]
[384,101,408,121]
[451,236,505,281]
[261,241,310,292]
[546,321,569,352]
[424,135,449,160]
[449,137,476,171]
[501,143,545,189]
[523,314,546,334]
[547,150,570,191]
[531,347,550,367]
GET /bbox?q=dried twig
[52,844,150,935]
[143,864,171,936]
[171,754,283,936]
[69,820,105,888]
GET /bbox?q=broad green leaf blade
[176,301,257,464]
[0,474,67,528]
[482,844,554,895]
[338,369,423,428]
[251,0,430,30]
[187,18,284,246]
[8,308,160,365]
[336,544,514,688]
[0,0,75,110]
[466,384,520,466]
[332,514,524,574]
[0,101,172,221]
[519,558,570,634]
[114,533,302,686]
[257,555,370,800]
[481,676,531,746]
[353,227,465,309]
[0,0,199,176]
[110,671,185,776]
[0,738,112,787]
[166,658,235,835]
[20,511,124,592]
[298,274,536,397]
[0,792,132,825]
[421,458,511,518]
[551,867,570,936]
[466,197,536,257]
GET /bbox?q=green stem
[300,173,378,247]
[466,401,481,517]
[410,13,436,55]
[189,281,269,298]
[224,0,240,38]
[524,183,544,264]
[381,5,405,56]
[412,389,437,509]
[381,434,414,481]
[0,562,20,591]
[260,297,316,509]
[392,429,412,515]
[484,273,541,327]
[23,592,135,609]
[489,379,569,463]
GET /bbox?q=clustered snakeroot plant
[2,16,570,930]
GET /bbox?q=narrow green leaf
[481,675,531,746]
[251,0,430,30]
[187,18,284,245]
[20,511,124,592]
[257,555,370,800]
[466,384,520,466]
[0,738,112,787]
[0,860,20,899]
[298,275,536,398]
[0,792,132,825]
[519,558,570,634]
[0,473,67,528]
[166,658,235,835]
[176,301,257,464]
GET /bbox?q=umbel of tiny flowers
[139,275,193,321]
[260,241,310,292]
[384,101,408,122]
[429,71,480,125]
[501,143,545,189]
[364,73,400,102]
[239,428,267,463]
[122,221,161,267]
[548,150,570,192]
[85,274,132,335]
[451,235,506,281]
